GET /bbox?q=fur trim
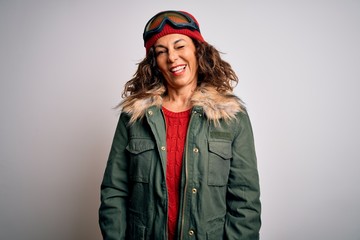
[119,85,244,124]
[191,86,244,125]
[120,86,165,123]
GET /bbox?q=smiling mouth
[170,65,186,74]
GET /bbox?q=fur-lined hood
[120,84,245,124]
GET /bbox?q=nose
[167,49,178,63]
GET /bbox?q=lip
[170,64,186,76]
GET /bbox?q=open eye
[154,46,168,56]
[155,49,167,56]
[155,50,164,56]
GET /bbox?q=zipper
[160,108,169,240]
[179,109,195,240]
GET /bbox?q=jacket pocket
[126,138,155,183]
[208,140,232,186]
[127,210,146,240]
[206,217,225,240]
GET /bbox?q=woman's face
[154,34,198,91]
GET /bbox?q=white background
[1,1,359,239]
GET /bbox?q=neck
[163,85,195,112]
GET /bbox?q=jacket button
[161,146,166,151]
[148,110,153,115]
[193,147,199,153]
[192,188,197,194]
[188,230,194,236]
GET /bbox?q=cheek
[186,50,198,68]
[190,56,198,71]
[156,58,167,74]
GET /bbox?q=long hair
[121,39,239,99]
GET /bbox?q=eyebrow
[154,38,185,49]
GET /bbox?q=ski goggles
[143,11,201,42]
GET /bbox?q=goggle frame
[143,11,200,42]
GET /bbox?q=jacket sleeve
[99,114,129,240]
[224,111,261,240]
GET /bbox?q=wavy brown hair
[121,39,238,99]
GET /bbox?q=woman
[99,10,261,240]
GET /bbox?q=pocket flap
[126,139,155,154]
[208,141,232,159]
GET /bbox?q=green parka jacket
[99,85,261,240]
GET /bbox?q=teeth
[171,65,185,72]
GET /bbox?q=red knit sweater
[162,107,191,240]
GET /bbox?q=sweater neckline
[162,106,192,117]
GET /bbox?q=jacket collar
[120,84,245,124]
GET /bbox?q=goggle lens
[145,12,191,32]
